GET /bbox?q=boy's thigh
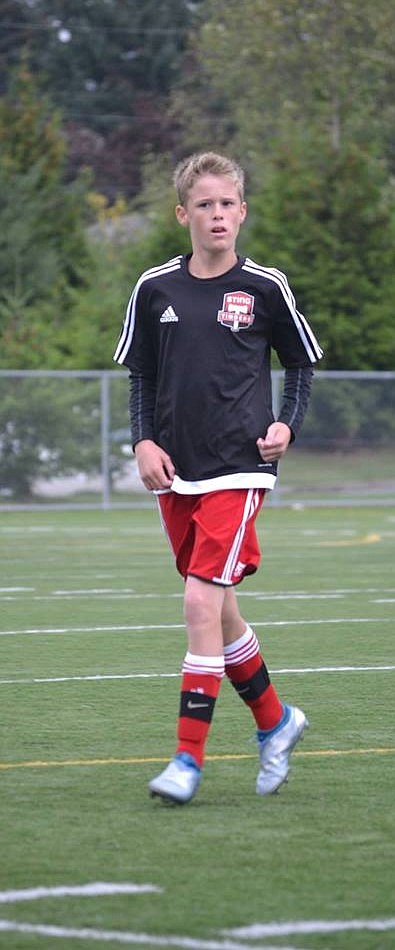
[158,488,265,585]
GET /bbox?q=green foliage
[133,202,191,272]
[64,222,191,370]
[0,1,203,128]
[0,61,92,368]
[66,157,191,370]
[0,2,394,373]
[131,151,192,267]
[301,378,395,449]
[0,369,134,499]
[171,0,395,169]
[0,54,65,178]
[246,138,395,369]
[64,242,134,370]
[0,376,104,497]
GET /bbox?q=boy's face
[175,173,247,257]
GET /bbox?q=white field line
[0,618,393,637]
[0,920,300,950]
[0,582,393,593]
[0,882,393,947]
[0,883,162,903]
[1,596,394,605]
[1,585,395,602]
[0,665,394,687]
[0,587,344,601]
[224,918,395,937]
[1,916,394,948]
[0,587,35,593]
[0,526,161,534]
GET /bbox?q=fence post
[101,372,111,509]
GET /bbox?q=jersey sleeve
[128,371,156,448]
[113,283,137,367]
[113,278,157,448]
[270,272,323,368]
[277,365,314,440]
[113,279,155,374]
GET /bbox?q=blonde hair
[173,152,245,205]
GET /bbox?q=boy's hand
[256,422,291,462]
[134,439,175,491]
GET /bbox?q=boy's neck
[188,250,238,279]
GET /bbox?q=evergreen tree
[247,137,395,369]
[171,0,395,174]
[0,60,91,368]
[0,1,204,197]
[65,154,191,369]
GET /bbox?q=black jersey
[114,255,323,492]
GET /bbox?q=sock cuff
[223,624,260,666]
[182,652,225,678]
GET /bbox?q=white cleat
[256,704,308,795]
[149,752,201,804]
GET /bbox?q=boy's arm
[134,439,175,491]
[128,371,156,448]
[277,365,314,440]
[114,282,175,491]
[128,372,175,490]
[256,366,313,462]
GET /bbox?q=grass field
[0,504,394,950]
[275,448,395,505]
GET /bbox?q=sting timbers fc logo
[217,292,255,332]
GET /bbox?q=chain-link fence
[0,370,394,509]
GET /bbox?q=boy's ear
[175,204,188,227]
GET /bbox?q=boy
[114,152,323,804]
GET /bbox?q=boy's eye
[197,199,235,208]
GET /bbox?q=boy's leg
[156,487,264,755]
[150,489,306,801]
[222,587,308,795]
[176,576,225,766]
[222,587,283,730]
[168,488,266,771]
[149,576,225,803]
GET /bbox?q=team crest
[217,292,255,332]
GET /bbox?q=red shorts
[157,488,265,586]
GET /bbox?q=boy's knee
[184,582,207,626]
[184,576,221,628]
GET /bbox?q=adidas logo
[160,306,179,323]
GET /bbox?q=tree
[168,0,395,371]
[171,0,395,174]
[0,1,33,93]
[0,375,105,498]
[0,61,91,368]
[246,137,395,369]
[15,0,201,118]
[65,153,191,369]
[0,1,205,197]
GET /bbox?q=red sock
[224,626,283,730]
[177,660,223,767]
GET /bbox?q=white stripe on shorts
[217,488,261,585]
